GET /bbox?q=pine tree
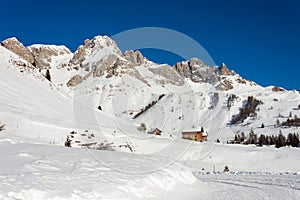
[224,165,230,172]
[293,133,299,147]
[276,119,280,127]
[275,133,286,148]
[45,69,51,81]
[64,136,71,147]
[258,134,266,146]
[201,126,204,133]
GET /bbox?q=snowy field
[0,138,210,200]
[195,172,300,200]
[1,136,300,200]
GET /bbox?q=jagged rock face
[67,74,83,87]
[173,58,218,84]
[189,57,205,67]
[188,58,218,83]
[29,45,71,69]
[217,63,235,76]
[173,62,190,78]
[216,78,234,91]
[69,36,122,67]
[123,50,145,66]
[92,54,131,78]
[69,43,87,66]
[149,65,184,86]
[1,37,35,65]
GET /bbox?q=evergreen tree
[64,136,71,147]
[258,134,266,146]
[45,69,51,81]
[293,133,299,147]
[201,126,204,133]
[275,133,286,148]
[276,119,280,127]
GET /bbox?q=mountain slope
[1,36,300,144]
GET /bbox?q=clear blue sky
[1,0,300,90]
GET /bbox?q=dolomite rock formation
[29,45,71,69]
[67,74,83,87]
[1,37,35,65]
[123,50,145,66]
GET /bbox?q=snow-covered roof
[182,129,208,137]
[182,128,202,133]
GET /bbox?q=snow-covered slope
[0,36,300,199]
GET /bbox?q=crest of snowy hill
[1,35,300,145]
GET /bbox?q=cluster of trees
[227,94,238,110]
[133,94,165,119]
[209,92,219,109]
[230,130,299,148]
[282,116,300,127]
[64,135,72,147]
[231,96,263,124]
[137,122,147,132]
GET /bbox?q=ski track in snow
[194,172,300,200]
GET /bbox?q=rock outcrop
[1,37,35,65]
[217,63,235,76]
[67,75,83,87]
[70,36,122,67]
[173,58,218,84]
[173,61,190,78]
[29,45,72,69]
[123,50,145,66]
[216,79,234,91]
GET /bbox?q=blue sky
[1,0,300,90]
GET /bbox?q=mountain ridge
[1,35,299,145]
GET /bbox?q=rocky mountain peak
[69,35,122,66]
[1,37,35,65]
[172,58,219,84]
[173,61,190,78]
[218,63,235,76]
[29,45,72,69]
[123,50,145,66]
[188,57,205,68]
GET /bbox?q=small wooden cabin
[182,129,207,142]
[148,128,162,136]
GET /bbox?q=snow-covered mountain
[0,36,300,199]
[2,36,299,143]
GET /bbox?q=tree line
[229,130,299,148]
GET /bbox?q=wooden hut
[182,128,207,142]
[148,128,162,136]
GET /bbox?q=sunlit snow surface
[1,39,300,199]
